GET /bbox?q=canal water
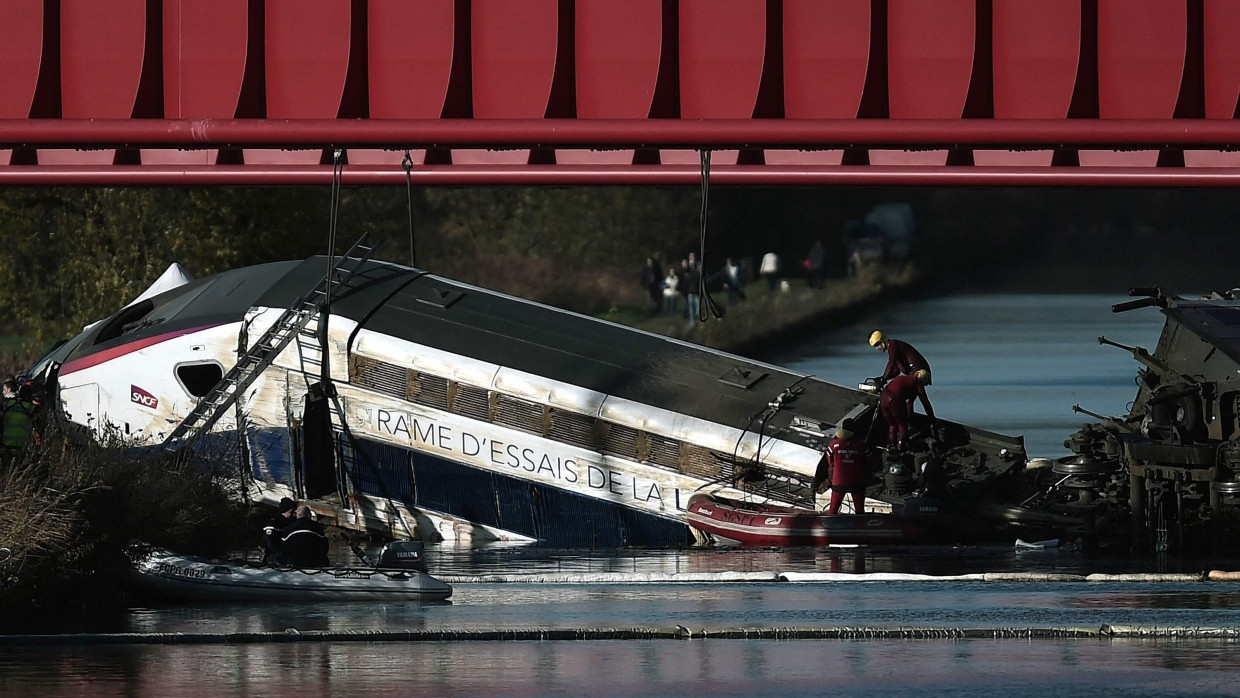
[768,292,1163,459]
[9,292,1240,697]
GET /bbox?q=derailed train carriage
[1052,288,1240,552]
[25,239,1083,548]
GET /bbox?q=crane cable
[402,150,418,268]
[322,148,344,384]
[697,149,724,323]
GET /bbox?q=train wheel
[1052,455,1119,476]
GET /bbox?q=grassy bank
[0,433,253,631]
[603,263,923,358]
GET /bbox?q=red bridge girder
[4,1,1240,186]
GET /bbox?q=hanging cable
[704,376,814,503]
[402,150,417,268]
[697,149,724,323]
[322,148,344,385]
[326,148,343,297]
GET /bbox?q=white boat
[128,544,453,603]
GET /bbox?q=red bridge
[4,0,1240,186]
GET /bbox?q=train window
[93,300,155,344]
[176,362,224,397]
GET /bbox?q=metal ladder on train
[161,233,384,452]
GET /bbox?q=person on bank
[759,251,780,291]
[880,369,936,452]
[1,378,39,467]
[279,505,331,567]
[261,497,297,562]
[812,418,871,515]
[639,256,663,314]
[869,330,932,386]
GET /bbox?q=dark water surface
[769,293,1164,458]
[9,294,1240,697]
[7,636,1240,698]
[8,563,1240,698]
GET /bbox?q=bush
[0,432,250,630]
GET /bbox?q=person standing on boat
[279,505,331,567]
[261,497,297,562]
[812,418,871,515]
[879,370,936,452]
[869,330,932,386]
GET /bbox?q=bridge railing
[3,1,1240,186]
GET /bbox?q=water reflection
[422,543,1229,580]
[6,639,1240,698]
[13,545,1240,697]
[1066,590,1240,611]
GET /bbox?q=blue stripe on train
[245,426,295,484]
[349,437,690,548]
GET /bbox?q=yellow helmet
[869,330,885,347]
[915,369,930,383]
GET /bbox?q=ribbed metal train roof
[255,257,868,444]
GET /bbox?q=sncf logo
[131,385,159,409]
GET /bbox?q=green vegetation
[7,184,1236,356]
[0,186,701,351]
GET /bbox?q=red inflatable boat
[686,492,931,547]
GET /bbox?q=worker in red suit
[812,418,871,515]
[869,330,932,386]
[879,369,936,452]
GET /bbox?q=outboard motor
[902,497,946,518]
[376,541,429,572]
[884,454,917,495]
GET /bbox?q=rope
[708,377,814,505]
[402,150,417,268]
[321,148,344,385]
[326,148,343,306]
[696,149,724,323]
[329,412,417,541]
[259,563,419,581]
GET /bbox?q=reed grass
[0,426,251,630]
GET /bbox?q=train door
[58,383,99,437]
